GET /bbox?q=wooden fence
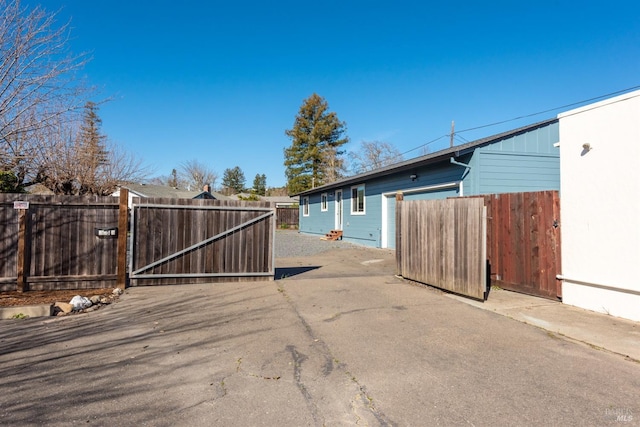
[276,206,299,229]
[0,191,276,291]
[396,197,487,299]
[129,197,275,286]
[0,194,120,291]
[480,191,561,299]
[396,191,561,301]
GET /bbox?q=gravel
[275,230,355,258]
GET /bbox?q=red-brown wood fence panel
[480,191,561,299]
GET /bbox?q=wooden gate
[0,194,120,291]
[481,191,561,299]
[396,198,487,299]
[129,198,275,286]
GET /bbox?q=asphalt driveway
[1,237,638,426]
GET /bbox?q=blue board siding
[299,193,335,237]
[299,120,560,248]
[300,162,467,247]
[467,121,559,194]
[477,153,560,194]
[482,121,559,154]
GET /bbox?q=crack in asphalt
[278,283,396,426]
[286,345,324,426]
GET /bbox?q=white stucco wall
[558,90,640,321]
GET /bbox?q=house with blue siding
[295,118,560,248]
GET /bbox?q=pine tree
[168,169,179,188]
[222,166,246,194]
[76,101,109,194]
[284,94,348,194]
[252,173,266,196]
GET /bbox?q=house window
[321,193,328,211]
[303,197,310,216]
[351,184,365,215]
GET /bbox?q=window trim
[302,196,310,217]
[350,184,366,215]
[321,193,328,212]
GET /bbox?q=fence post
[117,188,129,289]
[16,208,30,292]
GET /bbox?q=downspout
[449,157,471,194]
[450,157,471,173]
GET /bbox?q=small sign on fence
[95,227,118,238]
[13,201,29,210]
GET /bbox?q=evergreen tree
[284,93,349,194]
[222,166,246,194]
[168,168,179,188]
[0,170,22,193]
[252,173,267,196]
[57,101,109,195]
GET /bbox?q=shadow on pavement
[274,266,321,280]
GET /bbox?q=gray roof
[294,118,558,196]
[262,196,299,204]
[122,184,230,200]
[226,194,299,204]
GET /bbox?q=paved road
[1,244,638,426]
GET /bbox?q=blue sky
[46,0,640,188]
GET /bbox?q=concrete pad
[447,287,640,362]
[0,304,52,319]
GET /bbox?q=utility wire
[456,84,640,134]
[398,84,640,159]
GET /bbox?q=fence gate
[396,198,487,300]
[129,198,275,286]
[481,191,561,299]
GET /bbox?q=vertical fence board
[129,198,274,286]
[396,198,486,300]
[0,195,119,291]
[2,195,275,291]
[276,207,299,229]
[482,191,561,299]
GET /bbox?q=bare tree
[179,160,218,191]
[39,103,149,195]
[321,146,347,184]
[0,0,92,188]
[93,142,150,194]
[349,140,403,174]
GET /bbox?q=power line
[399,84,640,159]
[456,84,640,134]
[399,135,448,158]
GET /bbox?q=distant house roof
[118,184,230,200]
[262,196,299,206]
[226,193,298,206]
[294,118,558,197]
[24,183,55,195]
